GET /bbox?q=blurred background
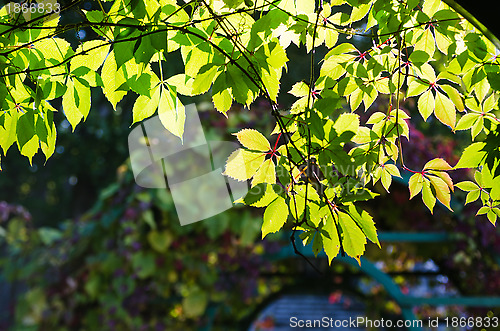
[1,1,500,330]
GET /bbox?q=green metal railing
[266,231,500,331]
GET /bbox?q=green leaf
[454,142,487,169]
[338,211,366,264]
[455,181,480,191]
[158,85,185,139]
[333,113,359,134]
[407,80,429,98]
[0,110,18,155]
[193,64,219,95]
[40,113,56,162]
[246,184,279,207]
[418,89,435,121]
[147,230,173,253]
[465,189,480,204]
[312,232,323,257]
[423,158,452,171]
[422,180,436,213]
[182,289,208,318]
[223,149,265,181]
[252,159,276,187]
[132,86,161,124]
[234,128,271,151]
[38,227,63,245]
[428,174,452,211]
[440,84,464,112]
[414,28,435,58]
[434,90,456,129]
[455,113,480,131]
[16,112,35,150]
[240,183,267,205]
[347,204,379,248]
[262,197,288,238]
[131,251,156,279]
[323,214,340,264]
[409,173,424,199]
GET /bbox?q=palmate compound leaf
[224,128,277,186]
[262,196,288,239]
[129,74,186,138]
[455,181,481,204]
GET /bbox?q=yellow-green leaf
[338,211,366,265]
[223,149,265,181]
[212,89,232,116]
[422,180,436,213]
[234,128,271,152]
[62,80,83,131]
[415,28,435,58]
[333,113,359,134]
[132,86,161,124]
[252,159,276,187]
[440,84,464,112]
[428,174,452,211]
[380,169,392,192]
[455,181,479,192]
[407,80,429,98]
[262,197,288,238]
[409,173,424,199]
[70,40,110,85]
[289,81,309,97]
[434,90,456,129]
[19,136,39,166]
[101,51,127,110]
[166,74,194,96]
[147,230,173,253]
[417,89,435,121]
[423,158,452,171]
[323,214,340,264]
[158,85,185,139]
[182,290,208,318]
